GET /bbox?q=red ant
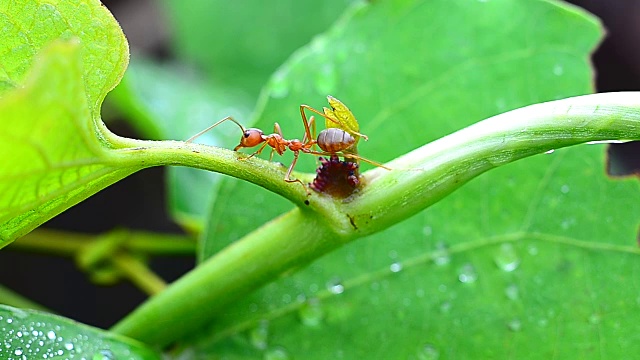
[186,100,389,192]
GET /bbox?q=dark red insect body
[310,155,360,198]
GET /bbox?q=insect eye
[243,130,252,138]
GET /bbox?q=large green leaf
[189,0,639,358]
[0,305,160,359]
[161,0,356,96]
[0,0,127,108]
[0,0,137,246]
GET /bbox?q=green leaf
[184,0,639,358]
[0,305,160,359]
[0,41,137,246]
[0,0,136,246]
[161,0,356,96]
[0,0,128,109]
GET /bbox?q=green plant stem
[110,92,640,346]
[111,253,168,296]
[111,208,345,345]
[10,228,196,256]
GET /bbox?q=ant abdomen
[317,128,356,153]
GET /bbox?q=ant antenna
[186,116,245,143]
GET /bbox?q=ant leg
[243,141,270,160]
[300,104,369,141]
[297,106,316,144]
[302,116,316,143]
[186,116,245,143]
[283,151,310,195]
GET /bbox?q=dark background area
[0,0,638,329]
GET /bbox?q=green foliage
[0,305,160,359]
[0,0,137,245]
[161,2,638,358]
[2,0,640,359]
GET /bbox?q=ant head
[238,128,265,148]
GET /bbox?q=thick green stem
[110,92,640,346]
[111,208,344,345]
[345,92,640,234]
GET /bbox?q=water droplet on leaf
[507,319,522,332]
[249,320,269,350]
[494,243,520,272]
[390,262,403,273]
[417,344,440,360]
[505,284,519,300]
[433,242,451,266]
[264,346,290,360]
[458,264,478,283]
[298,299,324,327]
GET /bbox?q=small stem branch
[11,229,196,256]
[111,254,167,296]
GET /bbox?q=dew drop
[505,284,519,300]
[309,283,319,293]
[439,301,452,314]
[281,294,291,304]
[494,243,520,272]
[537,317,549,327]
[560,185,570,194]
[458,264,478,283]
[553,64,564,76]
[545,149,555,154]
[46,330,56,340]
[433,241,451,266]
[64,343,74,351]
[14,348,23,356]
[507,319,522,332]
[264,346,290,360]
[298,299,324,327]
[93,349,115,360]
[390,262,403,273]
[327,280,345,295]
[417,344,440,360]
[249,320,269,350]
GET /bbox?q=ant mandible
[186,97,389,191]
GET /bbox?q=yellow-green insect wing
[323,96,361,143]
